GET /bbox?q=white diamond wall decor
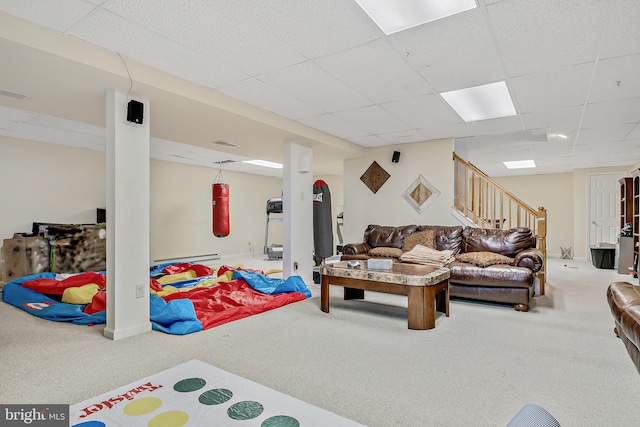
[402,174,440,214]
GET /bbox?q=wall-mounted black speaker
[392,150,401,163]
[127,100,144,124]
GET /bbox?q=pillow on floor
[369,247,403,258]
[456,251,514,267]
[403,230,436,252]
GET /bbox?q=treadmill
[264,197,283,260]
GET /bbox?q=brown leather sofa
[606,282,640,371]
[341,224,543,311]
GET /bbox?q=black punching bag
[313,180,334,263]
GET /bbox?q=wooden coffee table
[319,261,450,330]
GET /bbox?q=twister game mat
[70,359,365,427]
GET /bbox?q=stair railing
[453,152,547,295]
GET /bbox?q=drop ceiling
[0,0,639,177]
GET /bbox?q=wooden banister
[453,152,548,295]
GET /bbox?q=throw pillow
[403,230,436,252]
[369,247,403,258]
[455,251,514,267]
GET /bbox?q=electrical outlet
[136,283,146,299]
[294,261,298,271]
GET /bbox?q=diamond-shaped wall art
[402,174,440,214]
[360,161,390,194]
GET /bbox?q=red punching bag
[212,169,230,237]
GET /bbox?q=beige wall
[0,136,107,241]
[5,133,637,263]
[494,173,573,258]
[150,159,284,261]
[0,136,284,261]
[343,138,456,244]
[0,135,347,263]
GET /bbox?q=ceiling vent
[0,89,28,100]
[212,140,241,148]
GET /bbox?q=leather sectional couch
[341,224,544,311]
[606,282,640,371]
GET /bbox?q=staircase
[452,153,547,295]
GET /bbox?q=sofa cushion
[455,251,514,267]
[368,247,403,258]
[403,230,436,251]
[364,224,419,249]
[462,227,535,257]
[449,262,534,288]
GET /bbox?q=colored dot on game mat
[72,422,106,427]
[173,377,206,392]
[148,410,189,427]
[227,401,264,420]
[261,415,301,427]
[198,388,233,405]
[123,397,163,416]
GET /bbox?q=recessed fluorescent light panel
[503,160,536,169]
[241,160,283,169]
[355,0,477,35]
[441,81,517,122]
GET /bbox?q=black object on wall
[127,100,144,124]
[392,150,401,163]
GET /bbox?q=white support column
[104,89,152,340]
[282,143,313,283]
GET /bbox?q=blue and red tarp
[1,264,311,335]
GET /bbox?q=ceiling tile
[348,134,388,147]
[510,63,594,113]
[258,61,372,113]
[380,94,460,129]
[488,0,608,76]
[315,39,432,104]
[334,105,411,135]
[68,9,249,88]
[220,78,324,120]
[422,123,476,140]
[377,129,429,145]
[520,106,582,133]
[249,0,382,59]
[599,0,640,59]
[589,54,640,103]
[10,121,106,150]
[388,8,505,92]
[297,114,368,139]
[26,114,105,137]
[576,124,636,144]
[582,97,640,128]
[0,105,37,122]
[0,0,96,32]
[626,124,640,140]
[104,0,307,77]
[463,116,523,137]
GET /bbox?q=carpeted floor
[1,256,639,426]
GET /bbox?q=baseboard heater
[153,253,220,265]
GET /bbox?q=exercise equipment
[264,197,283,260]
[212,167,230,238]
[336,211,344,253]
[313,180,333,265]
